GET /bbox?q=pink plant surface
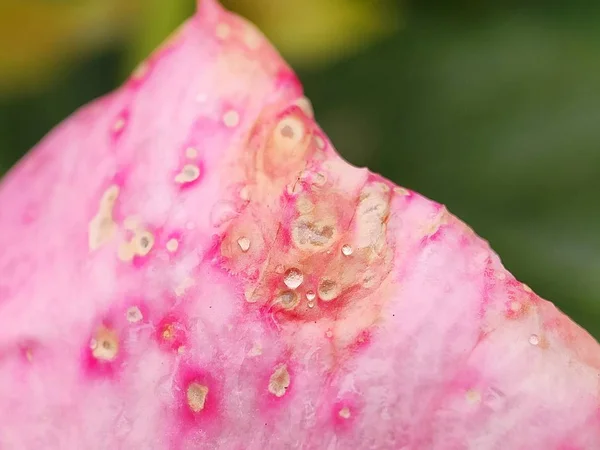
[1,1,599,449]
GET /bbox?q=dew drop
[237,237,251,252]
[341,244,353,256]
[306,291,316,301]
[529,334,540,346]
[307,301,315,309]
[284,268,304,290]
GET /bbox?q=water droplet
[276,290,300,310]
[237,237,251,252]
[341,244,353,256]
[529,334,540,346]
[306,291,316,301]
[318,278,340,302]
[284,268,304,290]
[307,301,315,309]
[126,306,143,323]
[223,110,240,128]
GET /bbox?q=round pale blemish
[239,186,251,201]
[283,268,304,290]
[243,26,262,50]
[276,290,300,311]
[237,237,251,253]
[318,278,341,302]
[312,172,327,187]
[466,389,482,404]
[325,330,333,338]
[91,326,119,362]
[341,244,353,256]
[187,382,209,413]
[185,147,199,159]
[522,283,533,293]
[126,306,143,323]
[275,116,305,150]
[113,118,126,132]
[248,343,263,357]
[166,238,179,253]
[495,272,507,281]
[215,22,231,39]
[268,364,290,398]
[307,301,315,309]
[175,164,201,184]
[529,334,540,346]
[223,110,240,128]
[339,407,351,419]
[294,97,314,118]
[509,301,522,313]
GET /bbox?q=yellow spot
[268,364,290,397]
[187,382,209,413]
[166,239,179,253]
[185,147,199,159]
[283,268,304,290]
[89,186,120,251]
[466,389,481,404]
[237,237,251,252]
[175,164,201,184]
[318,278,340,302]
[394,186,409,196]
[339,407,351,419]
[113,118,126,132]
[131,61,149,81]
[215,23,231,40]
[119,229,155,262]
[91,326,119,362]
[162,324,174,341]
[243,26,262,50]
[248,343,263,357]
[126,306,143,323]
[223,110,240,128]
[276,290,300,311]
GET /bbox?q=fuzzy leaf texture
[0,1,599,449]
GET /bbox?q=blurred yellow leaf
[224,0,401,69]
[0,0,142,93]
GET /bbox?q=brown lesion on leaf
[268,364,291,397]
[187,382,209,412]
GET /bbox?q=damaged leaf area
[0,0,599,449]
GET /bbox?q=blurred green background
[1,0,600,338]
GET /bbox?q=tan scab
[126,306,143,323]
[187,382,209,413]
[276,290,300,311]
[339,407,351,419]
[175,164,201,184]
[292,217,337,251]
[268,364,290,397]
[318,278,341,302]
[119,229,155,262]
[466,389,482,404]
[355,185,391,254]
[89,186,120,251]
[91,326,119,362]
[294,97,314,118]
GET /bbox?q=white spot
[529,334,540,346]
[284,268,304,290]
[509,301,522,312]
[268,364,290,397]
[166,239,179,253]
[339,407,351,419]
[325,330,333,338]
[341,244,353,256]
[113,118,126,132]
[495,272,507,281]
[175,164,201,184]
[126,306,143,323]
[237,237,251,252]
[185,147,199,159]
[306,291,316,301]
[223,110,240,128]
[294,97,314,118]
[215,23,231,40]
